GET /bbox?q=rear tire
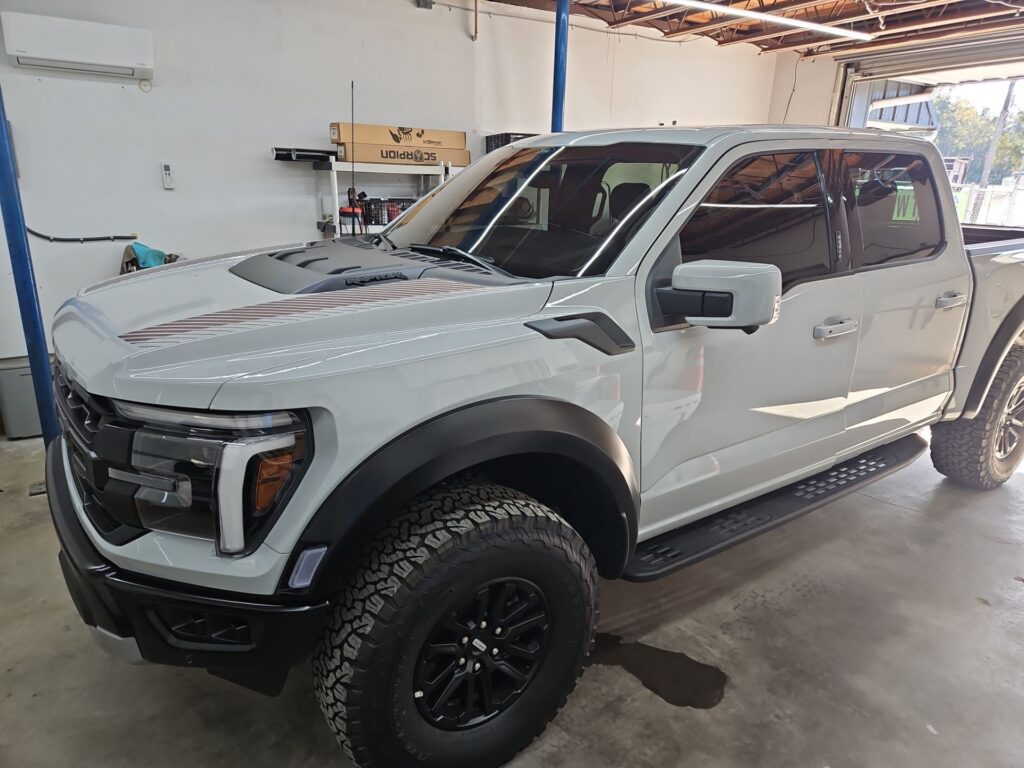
[931,347,1024,489]
[312,482,598,768]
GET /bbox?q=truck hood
[52,240,553,408]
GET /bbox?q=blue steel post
[0,87,60,444]
[551,0,570,132]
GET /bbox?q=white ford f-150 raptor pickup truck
[46,126,1024,768]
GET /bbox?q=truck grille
[53,362,146,545]
[54,364,101,444]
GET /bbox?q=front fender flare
[281,397,640,599]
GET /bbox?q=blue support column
[0,87,59,444]
[551,0,570,132]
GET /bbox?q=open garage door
[838,31,1024,130]
[836,31,1024,227]
[836,31,1024,83]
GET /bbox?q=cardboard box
[330,122,466,150]
[336,142,471,167]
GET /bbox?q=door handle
[935,292,968,310]
[813,319,859,339]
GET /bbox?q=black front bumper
[46,438,329,695]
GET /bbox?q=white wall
[767,51,839,125]
[0,0,790,358]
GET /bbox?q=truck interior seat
[609,182,652,224]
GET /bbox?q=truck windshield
[382,142,703,279]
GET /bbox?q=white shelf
[317,160,460,239]
[314,160,460,176]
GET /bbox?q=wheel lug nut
[461,636,469,645]
[491,648,498,656]
[494,627,502,635]
[480,621,487,629]
[474,662,481,671]
[458,657,466,665]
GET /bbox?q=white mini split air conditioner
[0,12,154,80]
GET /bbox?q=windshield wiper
[372,231,397,250]
[407,243,514,277]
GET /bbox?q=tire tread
[931,347,1024,489]
[312,481,597,768]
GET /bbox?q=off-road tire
[931,347,1024,489]
[312,482,598,768]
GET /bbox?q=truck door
[636,145,862,539]
[837,149,972,453]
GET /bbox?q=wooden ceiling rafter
[490,0,1024,54]
[716,0,973,46]
[663,0,840,38]
[799,15,1024,58]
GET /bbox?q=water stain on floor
[586,633,727,709]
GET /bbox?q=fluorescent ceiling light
[665,0,875,42]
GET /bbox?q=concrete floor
[1,436,1022,768]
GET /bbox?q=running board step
[624,434,928,582]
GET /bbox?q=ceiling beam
[660,0,838,38]
[798,17,1024,59]
[715,0,971,47]
[607,2,690,28]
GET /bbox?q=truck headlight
[111,401,311,555]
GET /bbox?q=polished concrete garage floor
[2,436,1022,768]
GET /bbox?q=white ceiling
[903,60,1024,86]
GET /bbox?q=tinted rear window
[842,151,943,268]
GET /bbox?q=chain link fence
[952,183,1024,226]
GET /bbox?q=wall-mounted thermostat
[161,162,174,190]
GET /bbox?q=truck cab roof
[520,124,932,148]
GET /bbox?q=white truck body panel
[48,126,1024,595]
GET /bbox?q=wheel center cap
[471,638,488,653]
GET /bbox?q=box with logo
[330,122,466,150]
[336,143,470,167]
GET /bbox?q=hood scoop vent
[232,235,501,295]
[230,236,428,295]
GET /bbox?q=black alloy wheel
[995,377,1024,460]
[414,578,550,730]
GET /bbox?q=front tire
[313,482,598,768]
[931,347,1024,489]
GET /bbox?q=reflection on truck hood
[52,242,553,409]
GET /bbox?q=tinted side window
[679,151,831,290]
[842,152,943,268]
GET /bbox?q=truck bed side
[946,227,1024,419]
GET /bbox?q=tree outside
[933,84,1024,187]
